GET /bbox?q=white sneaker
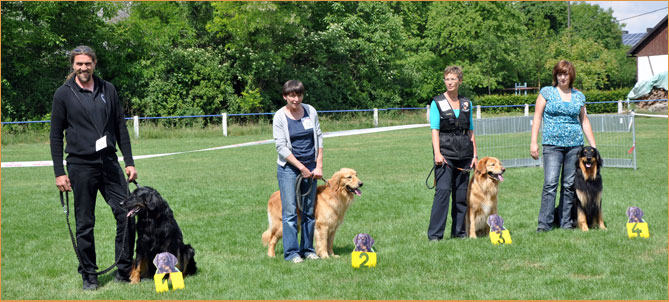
[290,257,304,263]
[305,253,320,260]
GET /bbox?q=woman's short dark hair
[69,45,97,64]
[282,80,304,96]
[552,60,576,88]
[443,66,463,81]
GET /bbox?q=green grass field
[1,117,667,300]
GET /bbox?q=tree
[425,2,526,95]
[111,2,234,119]
[1,1,120,121]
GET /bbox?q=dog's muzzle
[487,170,505,182]
[126,206,142,217]
[346,182,363,196]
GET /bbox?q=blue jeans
[537,145,580,231]
[277,163,317,261]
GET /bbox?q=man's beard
[77,71,92,83]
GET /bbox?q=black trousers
[427,159,470,240]
[67,161,135,277]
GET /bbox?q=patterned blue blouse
[540,86,585,147]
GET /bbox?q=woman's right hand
[434,153,446,166]
[530,142,540,160]
[300,166,313,178]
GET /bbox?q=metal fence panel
[475,114,636,169]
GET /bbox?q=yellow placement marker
[489,230,512,245]
[627,222,650,238]
[154,272,185,293]
[351,251,377,268]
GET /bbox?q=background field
[1,117,667,300]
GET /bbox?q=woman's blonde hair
[443,66,463,81]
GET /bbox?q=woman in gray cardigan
[272,80,323,263]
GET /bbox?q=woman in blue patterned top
[530,60,597,232]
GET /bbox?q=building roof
[628,15,668,56]
[622,32,647,46]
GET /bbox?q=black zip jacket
[50,75,134,177]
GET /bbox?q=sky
[586,1,668,33]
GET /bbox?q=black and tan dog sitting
[121,186,197,283]
[573,146,606,231]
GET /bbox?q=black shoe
[114,271,131,283]
[82,274,98,291]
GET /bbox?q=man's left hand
[125,166,137,182]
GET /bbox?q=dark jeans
[67,161,135,277]
[537,145,580,231]
[427,159,470,240]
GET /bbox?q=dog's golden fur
[262,168,363,258]
[466,157,505,238]
[574,146,605,231]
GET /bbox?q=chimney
[647,27,653,33]
[622,30,629,34]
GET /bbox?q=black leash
[59,180,138,276]
[425,160,473,190]
[295,175,314,212]
[294,175,329,212]
[425,165,437,189]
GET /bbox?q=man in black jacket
[50,45,137,290]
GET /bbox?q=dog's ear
[145,189,163,211]
[475,157,487,174]
[595,147,603,167]
[329,170,342,192]
[367,234,374,247]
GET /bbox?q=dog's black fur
[573,146,605,231]
[121,186,196,282]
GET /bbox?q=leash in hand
[425,160,473,190]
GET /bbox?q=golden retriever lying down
[262,168,363,258]
[466,157,505,238]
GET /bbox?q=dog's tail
[261,211,273,246]
[261,229,272,246]
[179,244,197,276]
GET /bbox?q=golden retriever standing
[262,168,363,258]
[466,157,505,238]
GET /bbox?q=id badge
[95,135,108,151]
[437,100,450,110]
[302,118,314,130]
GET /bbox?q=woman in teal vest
[427,66,478,241]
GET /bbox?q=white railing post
[426,105,430,122]
[373,108,379,127]
[618,100,623,113]
[133,116,139,138]
[524,104,529,116]
[476,105,481,119]
[222,113,228,137]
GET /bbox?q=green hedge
[473,88,630,114]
